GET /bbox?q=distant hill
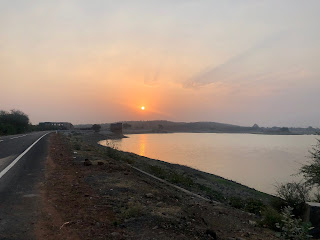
[74,120,320,135]
[119,120,254,133]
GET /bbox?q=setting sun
[141,106,145,110]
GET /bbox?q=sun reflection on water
[139,135,146,156]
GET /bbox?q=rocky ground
[36,132,280,240]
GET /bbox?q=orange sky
[1,1,320,127]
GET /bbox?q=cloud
[144,70,160,86]
[183,31,305,89]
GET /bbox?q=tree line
[0,110,31,135]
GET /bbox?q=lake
[99,133,318,195]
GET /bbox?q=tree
[92,124,101,132]
[300,139,320,187]
[123,123,132,129]
[280,127,290,132]
[0,110,30,135]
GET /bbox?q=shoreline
[123,130,307,135]
[38,132,280,239]
[81,131,276,203]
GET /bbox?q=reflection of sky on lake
[99,133,317,195]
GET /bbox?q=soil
[36,132,280,240]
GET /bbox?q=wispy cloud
[183,32,302,89]
[144,70,160,86]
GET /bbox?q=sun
[141,106,145,110]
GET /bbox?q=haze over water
[100,133,318,195]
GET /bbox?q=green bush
[121,203,144,219]
[229,197,245,209]
[276,182,310,217]
[271,197,287,212]
[198,184,225,202]
[245,198,265,215]
[300,139,320,187]
[0,110,30,135]
[74,143,81,150]
[260,207,283,230]
[276,206,313,240]
[169,172,194,187]
[92,124,101,132]
[149,165,167,178]
[313,190,320,202]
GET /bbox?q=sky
[1,0,320,127]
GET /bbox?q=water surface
[99,133,317,195]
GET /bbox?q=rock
[205,229,217,239]
[97,161,104,165]
[111,232,120,237]
[236,238,246,240]
[145,193,153,198]
[248,220,256,226]
[84,159,92,166]
[156,202,163,207]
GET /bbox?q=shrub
[0,110,30,135]
[169,172,194,187]
[121,203,144,219]
[300,139,320,187]
[92,124,101,132]
[276,206,313,240]
[245,198,265,215]
[74,143,81,150]
[229,197,245,209]
[198,184,225,202]
[260,206,283,230]
[150,165,167,178]
[313,190,320,202]
[276,182,310,217]
[271,197,287,212]
[125,157,135,164]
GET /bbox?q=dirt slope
[36,133,279,240]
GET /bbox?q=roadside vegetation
[0,109,75,135]
[258,136,320,239]
[0,109,31,135]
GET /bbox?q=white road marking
[0,133,49,179]
[0,140,3,143]
[10,134,27,140]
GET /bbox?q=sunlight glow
[141,106,145,110]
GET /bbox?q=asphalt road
[0,131,51,240]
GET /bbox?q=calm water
[99,133,318,195]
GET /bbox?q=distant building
[39,122,74,130]
[110,123,123,134]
